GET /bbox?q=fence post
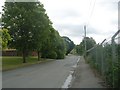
[112,37,115,87]
[111,30,120,87]
[100,39,106,76]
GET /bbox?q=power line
[86,0,96,26]
[86,0,92,25]
[83,0,96,41]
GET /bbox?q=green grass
[2,56,49,71]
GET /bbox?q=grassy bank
[2,56,51,71]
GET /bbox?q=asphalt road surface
[3,55,79,88]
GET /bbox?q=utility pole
[84,25,87,57]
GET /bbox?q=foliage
[56,49,65,59]
[86,43,120,88]
[62,36,75,55]
[41,29,66,59]
[2,1,72,62]
[75,45,82,55]
[46,51,57,59]
[0,28,11,50]
[2,2,54,62]
[76,37,96,55]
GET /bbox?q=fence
[86,30,120,88]
[2,49,38,56]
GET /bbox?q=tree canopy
[76,37,96,55]
[41,28,66,59]
[2,1,69,62]
[62,36,75,55]
[0,28,11,50]
[2,2,50,62]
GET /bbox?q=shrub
[47,51,57,59]
[56,50,65,59]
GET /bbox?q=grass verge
[2,56,54,71]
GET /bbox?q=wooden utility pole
[84,25,87,57]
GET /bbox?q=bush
[86,44,120,88]
[56,50,65,59]
[47,51,57,59]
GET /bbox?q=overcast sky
[0,0,119,44]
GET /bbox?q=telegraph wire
[86,0,96,27]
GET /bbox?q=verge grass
[2,56,49,71]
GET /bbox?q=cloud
[0,0,118,44]
[44,0,118,44]
[53,9,81,18]
[56,24,100,35]
[98,0,118,10]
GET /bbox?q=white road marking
[61,57,80,88]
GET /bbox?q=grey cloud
[56,24,84,37]
[55,24,101,38]
[98,0,118,11]
[52,8,81,19]
[112,20,118,26]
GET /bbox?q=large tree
[2,2,51,63]
[62,36,75,55]
[31,3,52,61]
[76,37,96,55]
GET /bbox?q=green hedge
[86,44,120,88]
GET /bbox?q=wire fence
[86,30,120,88]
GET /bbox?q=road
[3,55,79,88]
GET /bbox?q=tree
[76,37,96,55]
[41,28,66,59]
[62,36,75,55]
[55,31,66,59]
[2,2,51,63]
[31,3,53,61]
[0,28,11,50]
[75,45,81,55]
[2,1,69,61]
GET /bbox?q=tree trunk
[38,51,40,61]
[23,50,26,63]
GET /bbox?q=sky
[0,0,119,44]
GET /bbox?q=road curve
[3,55,79,88]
